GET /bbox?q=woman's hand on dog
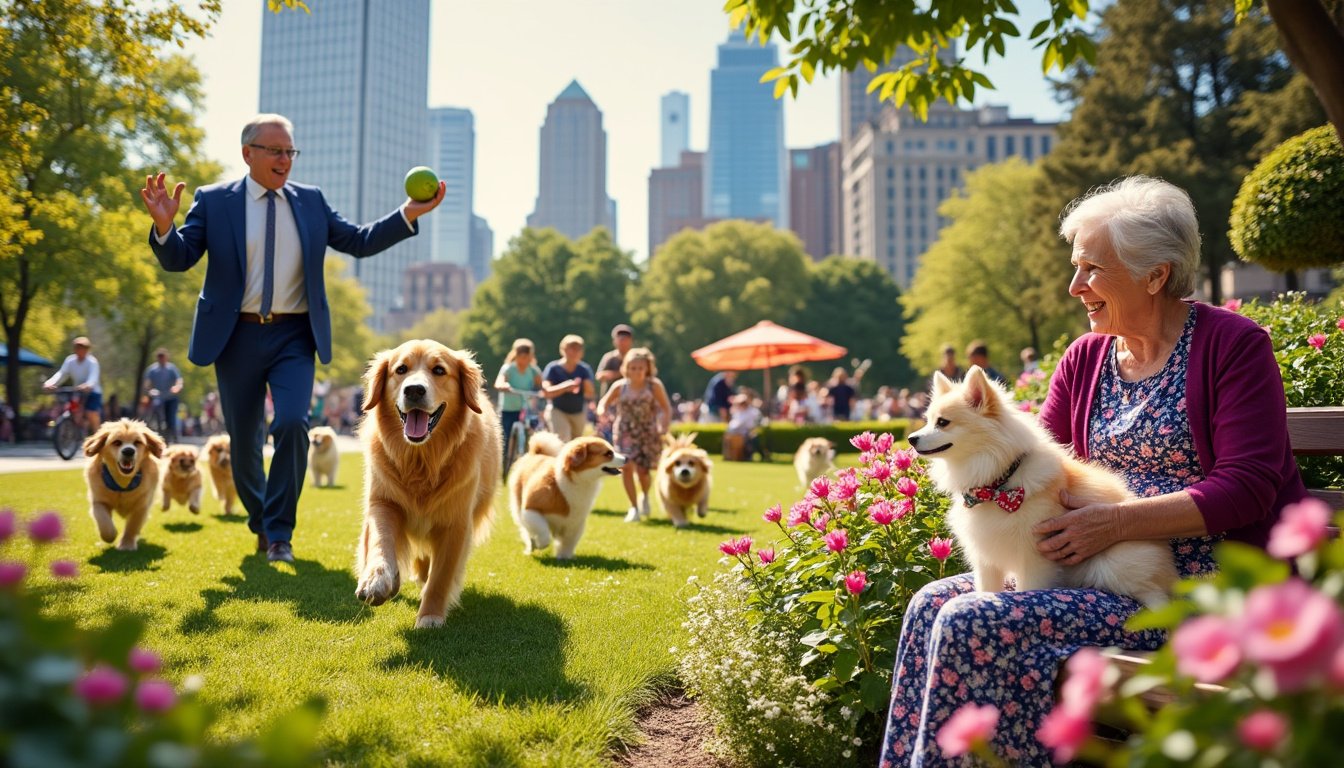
[1033,491,1124,565]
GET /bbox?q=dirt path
[616,691,727,768]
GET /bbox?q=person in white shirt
[43,336,103,432]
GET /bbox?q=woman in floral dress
[596,347,672,523]
[880,177,1308,766]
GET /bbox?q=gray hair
[240,114,294,145]
[1059,176,1201,298]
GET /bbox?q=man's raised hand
[140,173,186,236]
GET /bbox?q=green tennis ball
[404,166,439,202]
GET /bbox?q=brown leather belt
[238,312,308,324]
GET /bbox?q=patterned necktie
[260,189,277,319]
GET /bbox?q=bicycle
[144,389,171,439]
[51,387,88,460]
[502,390,545,477]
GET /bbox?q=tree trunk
[1206,255,1223,305]
[1265,0,1344,144]
[4,323,24,439]
[1285,270,1300,291]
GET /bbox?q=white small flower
[843,750,852,758]
[853,736,863,745]
[668,646,677,654]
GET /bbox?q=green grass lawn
[1,455,818,767]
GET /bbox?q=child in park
[596,347,672,522]
[494,338,543,449]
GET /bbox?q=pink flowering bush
[681,434,958,763]
[0,507,325,767]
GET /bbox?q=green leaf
[832,649,859,681]
[799,589,837,604]
[1125,599,1195,632]
[1029,19,1051,38]
[1216,542,1290,591]
[257,698,327,768]
[800,60,815,84]
[859,670,891,713]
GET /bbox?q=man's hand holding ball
[402,166,444,222]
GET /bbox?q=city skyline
[180,0,1066,264]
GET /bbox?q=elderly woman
[879,176,1308,767]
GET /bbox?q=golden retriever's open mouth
[117,456,137,474]
[398,403,446,443]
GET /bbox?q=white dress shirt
[242,175,306,314]
[45,354,102,394]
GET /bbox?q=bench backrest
[1287,407,1344,510]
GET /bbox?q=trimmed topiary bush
[1229,125,1344,272]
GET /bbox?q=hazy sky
[184,0,1066,262]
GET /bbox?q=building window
[1041,135,1052,154]
[966,139,974,154]
[793,153,810,169]
[987,136,997,162]
[1005,135,1016,156]
[1023,135,1033,161]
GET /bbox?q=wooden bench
[1064,405,1344,712]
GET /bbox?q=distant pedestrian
[595,323,634,439]
[541,335,595,441]
[1021,346,1040,375]
[43,336,103,433]
[966,339,1009,386]
[142,347,184,442]
[494,338,543,448]
[596,347,672,523]
[703,370,738,422]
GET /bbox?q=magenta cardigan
[1039,301,1307,549]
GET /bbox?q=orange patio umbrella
[691,320,847,406]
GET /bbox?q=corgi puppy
[508,432,624,559]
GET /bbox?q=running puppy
[793,437,835,488]
[203,434,237,515]
[308,425,339,487]
[656,433,712,528]
[508,432,624,559]
[159,444,203,514]
[83,419,165,550]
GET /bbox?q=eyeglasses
[247,144,301,159]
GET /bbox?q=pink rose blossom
[1057,647,1112,715]
[788,501,813,528]
[896,499,914,519]
[1223,298,1242,312]
[1337,317,1344,331]
[762,504,782,523]
[844,570,867,594]
[811,513,832,532]
[129,647,162,674]
[929,537,953,562]
[1172,615,1242,684]
[1238,710,1288,753]
[863,461,892,482]
[891,449,914,471]
[717,536,753,557]
[1037,706,1092,763]
[868,500,897,526]
[135,680,177,713]
[75,665,129,705]
[850,432,876,452]
[27,511,64,543]
[831,475,860,502]
[1017,401,1034,413]
[0,561,26,587]
[809,476,831,500]
[874,433,895,454]
[1241,579,1344,692]
[758,548,776,564]
[823,529,849,553]
[50,560,79,579]
[1330,645,1344,688]
[896,477,919,498]
[0,508,15,542]
[1308,333,1327,350]
[936,703,999,758]
[1267,498,1332,559]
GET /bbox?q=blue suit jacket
[149,178,416,366]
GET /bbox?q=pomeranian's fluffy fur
[793,437,835,489]
[908,366,1176,606]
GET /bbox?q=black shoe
[256,532,269,552]
[266,541,293,563]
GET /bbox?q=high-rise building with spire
[527,80,616,240]
[704,31,786,228]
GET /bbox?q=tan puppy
[308,425,340,487]
[203,434,237,515]
[793,437,835,488]
[83,419,165,550]
[908,366,1177,606]
[159,444,203,514]
[356,340,501,628]
[508,432,624,559]
[657,433,712,528]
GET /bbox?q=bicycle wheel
[53,416,82,460]
[504,422,529,477]
[146,408,167,438]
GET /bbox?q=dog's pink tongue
[404,409,430,439]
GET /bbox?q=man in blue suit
[140,114,443,563]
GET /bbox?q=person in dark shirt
[703,370,738,422]
[966,339,1009,386]
[541,334,595,441]
[825,366,861,422]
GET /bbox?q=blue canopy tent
[0,344,55,367]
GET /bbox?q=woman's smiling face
[1068,228,1158,336]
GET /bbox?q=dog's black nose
[120,446,135,456]
[908,434,921,447]
[403,384,426,400]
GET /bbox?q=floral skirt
[879,574,1167,767]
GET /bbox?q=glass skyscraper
[426,107,474,267]
[258,0,431,333]
[704,30,786,228]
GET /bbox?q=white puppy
[308,425,339,487]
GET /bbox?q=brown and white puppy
[83,419,165,550]
[657,433,712,528]
[508,432,624,559]
[203,434,237,515]
[793,437,836,488]
[159,444,203,514]
[308,425,339,487]
[356,339,501,628]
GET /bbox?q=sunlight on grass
[2,453,818,766]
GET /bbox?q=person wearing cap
[139,113,445,565]
[142,347,184,442]
[595,324,634,440]
[43,336,103,433]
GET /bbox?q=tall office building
[426,107,474,267]
[788,142,841,261]
[259,0,431,333]
[841,102,1057,288]
[660,91,690,168]
[527,80,616,241]
[469,214,494,286]
[648,150,711,258]
[704,30,787,227]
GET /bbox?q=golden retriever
[83,419,165,550]
[160,444,203,514]
[794,437,835,488]
[355,339,501,628]
[203,434,237,515]
[657,433,712,528]
[308,425,339,487]
[508,432,624,559]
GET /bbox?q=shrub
[1229,125,1344,273]
[670,420,910,456]
[679,432,958,765]
[0,507,325,768]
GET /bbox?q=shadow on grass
[89,542,168,572]
[307,484,347,491]
[381,590,588,706]
[639,518,739,535]
[536,553,655,571]
[162,521,203,533]
[178,553,365,634]
[213,513,247,524]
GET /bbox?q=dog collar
[963,454,1026,513]
[102,463,143,492]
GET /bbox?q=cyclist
[494,338,543,450]
[43,336,103,433]
[142,347,184,441]
[542,334,594,441]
